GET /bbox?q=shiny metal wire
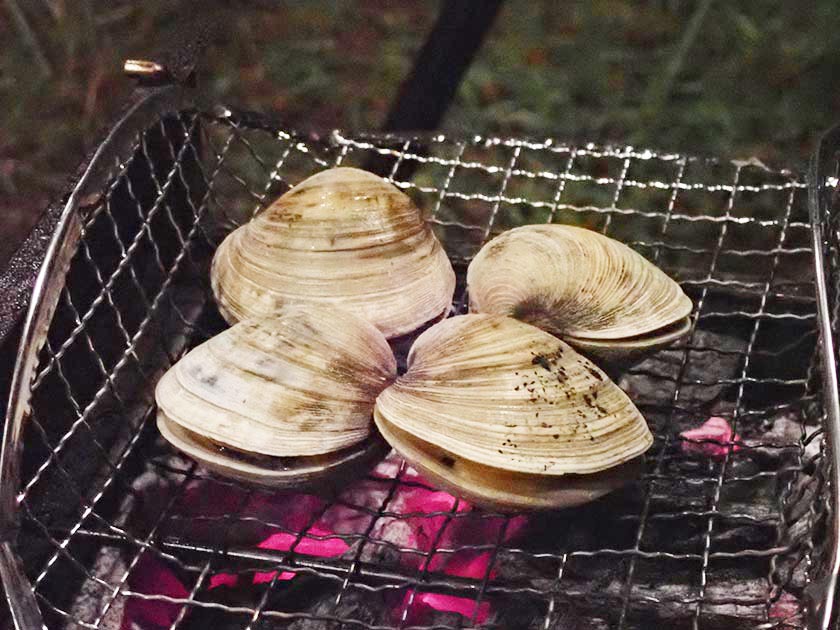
[0,85,835,629]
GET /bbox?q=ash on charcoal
[293,588,386,629]
[619,330,747,407]
[745,412,822,465]
[283,586,467,629]
[537,606,611,630]
[176,575,342,630]
[489,594,611,630]
[66,546,126,630]
[577,573,769,627]
[496,559,777,629]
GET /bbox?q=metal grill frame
[0,84,838,630]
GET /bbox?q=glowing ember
[253,527,350,583]
[680,416,741,459]
[401,552,498,624]
[122,455,528,628]
[768,591,801,623]
[122,554,188,630]
[210,525,351,588]
[406,591,492,625]
[375,460,529,624]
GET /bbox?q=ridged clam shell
[375,414,643,510]
[157,415,389,489]
[211,167,456,339]
[466,224,692,341]
[374,314,652,484]
[565,316,692,371]
[155,306,397,463]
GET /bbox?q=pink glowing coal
[680,416,741,460]
[209,525,351,588]
[122,555,189,630]
[382,467,527,624]
[768,591,802,624]
[122,456,527,628]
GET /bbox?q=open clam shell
[565,316,692,373]
[466,224,692,361]
[375,413,644,511]
[211,167,456,339]
[373,314,652,510]
[155,306,397,486]
[157,416,389,490]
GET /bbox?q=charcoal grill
[1,83,839,630]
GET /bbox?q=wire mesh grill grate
[9,104,830,630]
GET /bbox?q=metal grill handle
[0,86,195,630]
[806,124,840,629]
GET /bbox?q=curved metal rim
[0,84,195,630]
[0,87,832,628]
[807,124,840,630]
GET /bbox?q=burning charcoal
[285,588,387,629]
[67,546,127,630]
[619,330,747,406]
[282,587,474,630]
[209,526,351,589]
[539,608,610,630]
[123,553,190,630]
[783,472,822,525]
[744,412,822,466]
[401,589,491,627]
[567,573,770,627]
[768,591,803,625]
[679,417,741,460]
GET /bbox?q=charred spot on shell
[184,363,220,388]
[476,239,508,261]
[511,295,561,331]
[584,364,604,381]
[327,352,360,379]
[531,354,552,371]
[344,401,375,425]
[288,398,335,431]
[277,211,303,224]
[329,351,394,396]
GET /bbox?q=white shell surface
[565,316,692,367]
[375,410,642,510]
[374,314,652,476]
[211,167,456,338]
[466,224,692,340]
[157,413,388,488]
[155,306,397,458]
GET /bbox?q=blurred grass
[3,0,840,265]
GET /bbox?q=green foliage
[3,0,840,264]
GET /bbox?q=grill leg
[382,0,505,132]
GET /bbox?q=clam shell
[375,410,643,510]
[211,167,456,339]
[157,414,389,489]
[466,224,692,341]
[565,316,692,370]
[374,315,652,499]
[155,306,397,467]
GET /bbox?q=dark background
[3,1,840,266]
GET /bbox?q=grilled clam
[466,224,692,366]
[373,314,652,510]
[156,306,397,487]
[211,167,456,339]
